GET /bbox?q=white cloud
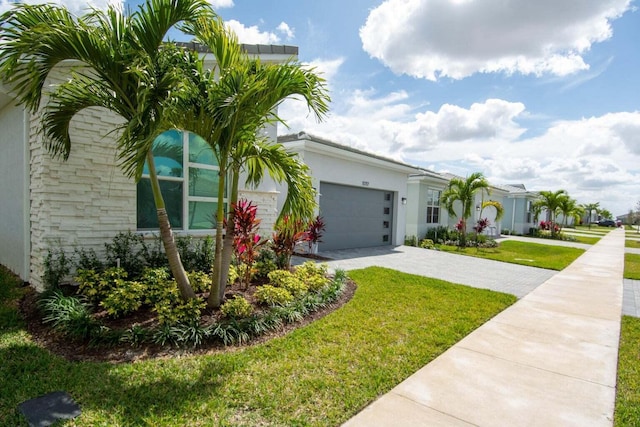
[225,19,281,44]
[0,0,120,15]
[208,0,234,8]
[276,22,295,41]
[360,0,632,80]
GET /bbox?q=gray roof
[175,41,298,56]
[278,131,420,171]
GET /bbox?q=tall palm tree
[441,172,491,247]
[581,202,600,229]
[0,0,216,300]
[171,17,330,307]
[559,197,584,228]
[533,189,568,237]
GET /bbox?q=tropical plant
[558,197,584,228]
[532,189,568,238]
[0,0,218,300]
[271,216,309,269]
[165,16,330,307]
[441,172,491,247]
[230,199,264,288]
[305,216,326,254]
[581,202,600,229]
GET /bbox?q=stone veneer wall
[238,189,279,237]
[29,101,135,290]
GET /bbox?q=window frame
[137,131,226,232]
[426,188,441,224]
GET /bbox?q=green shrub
[268,270,308,297]
[295,262,329,292]
[220,296,253,319]
[76,267,128,304]
[176,235,215,273]
[104,231,147,278]
[419,239,435,249]
[255,285,294,307]
[73,246,104,271]
[40,291,102,340]
[404,235,418,246]
[43,246,71,289]
[153,290,206,326]
[100,280,146,317]
[187,270,211,293]
[424,226,452,243]
[139,267,172,305]
[228,264,239,284]
[254,248,278,279]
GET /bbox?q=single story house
[0,44,296,289]
[278,132,418,251]
[498,184,539,235]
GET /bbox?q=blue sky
[2,0,638,215]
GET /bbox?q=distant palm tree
[559,197,584,228]
[170,17,330,307]
[581,202,600,229]
[441,172,491,247]
[533,189,568,237]
[0,0,218,300]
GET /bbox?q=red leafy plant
[231,199,265,288]
[305,216,325,254]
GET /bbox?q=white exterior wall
[0,105,29,280]
[237,189,279,237]
[281,140,414,246]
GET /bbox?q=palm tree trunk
[208,161,227,308]
[146,151,195,301]
[218,165,240,302]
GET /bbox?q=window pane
[143,130,184,177]
[137,178,183,229]
[188,201,220,229]
[189,132,217,165]
[189,168,219,197]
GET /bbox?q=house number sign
[362,181,369,186]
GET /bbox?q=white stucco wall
[0,104,29,280]
[280,138,415,246]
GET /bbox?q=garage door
[319,182,393,251]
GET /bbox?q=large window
[137,130,224,231]
[426,189,441,224]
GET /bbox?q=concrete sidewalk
[343,228,625,427]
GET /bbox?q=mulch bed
[19,279,356,364]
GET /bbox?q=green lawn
[625,239,640,249]
[570,235,601,245]
[436,240,585,270]
[0,266,516,426]
[573,226,611,235]
[625,253,640,280]
[615,316,640,426]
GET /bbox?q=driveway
[294,245,556,298]
[295,241,640,316]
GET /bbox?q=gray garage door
[318,182,393,251]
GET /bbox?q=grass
[624,253,640,280]
[573,225,612,234]
[569,235,601,245]
[615,316,640,426]
[626,239,640,249]
[436,240,585,270]
[0,266,516,426]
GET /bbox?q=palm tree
[559,197,584,228]
[170,17,330,307]
[0,0,217,300]
[533,189,568,237]
[582,202,600,229]
[441,172,491,247]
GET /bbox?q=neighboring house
[278,132,418,251]
[405,169,450,239]
[0,44,296,289]
[499,184,539,235]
